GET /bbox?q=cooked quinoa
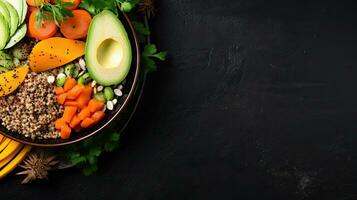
[0,72,63,139]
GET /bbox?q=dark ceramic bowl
[0,13,141,147]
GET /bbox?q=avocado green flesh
[0,1,10,27]
[85,10,132,86]
[0,13,9,49]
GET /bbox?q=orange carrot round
[63,0,81,10]
[60,10,92,39]
[26,0,49,7]
[28,11,58,40]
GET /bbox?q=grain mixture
[0,72,63,139]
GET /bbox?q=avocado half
[85,10,132,86]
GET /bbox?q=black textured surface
[1,0,356,199]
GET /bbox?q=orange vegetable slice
[55,87,65,95]
[81,117,96,128]
[69,115,82,128]
[77,85,92,108]
[57,93,67,105]
[64,101,81,107]
[28,11,58,40]
[29,37,85,72]
[64,78,77,92]
[60,124,72,139]
[60,10,92,39]
[91,111,105,123]
[78,107,91,120]
[88,99,104,113]
[63,106,78,123]
[55,118,66,130]
[67,84,85,100]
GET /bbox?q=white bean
[112,99,117,105]
[47,75,55,84]
[107,101,114,110]
[114,89,123,96]
[79,58,86,70]
[97,85,103,92]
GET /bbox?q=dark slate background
[1,0,356,199]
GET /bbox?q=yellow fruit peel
[0,66,29,97]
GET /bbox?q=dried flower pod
[17,151,59,184]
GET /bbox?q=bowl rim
[0,12,141,147]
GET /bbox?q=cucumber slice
[2,0,19,36]
[4,23,26,49]
[20,0,27,25]
[0,1,10,28]
[3,0,22,26]
[0,13,10,50]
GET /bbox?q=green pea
[104,87,114,101]
[93,92,106,102]
[56,73,66,87]
[77,73,91,84]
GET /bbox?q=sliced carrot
[78,107,91,120]
[64,100,81,107]
[55,87,65,95]
[29,37,85,72]
[63,0,81,10]
[67,84,85,100]
[77,85,92,108]
[91,111,105,123]
[60,124,72,139]
[64,78,77,92]
[60,10,92,39]
[63,106,78,123]
[88,99,104,113]
[26,0,49,7]
[69,115,82,128]
[81,117,96,128]
[55,118,66,130]
[57,93,67,105]
[28,11,58,40]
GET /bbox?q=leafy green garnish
[61,132,121,176]
[35,0,74,28]
[142,44,167,73]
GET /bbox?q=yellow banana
[0,145,32,179]
[0,145,22,169]
[0,140,23,161]
[0,138,11,152]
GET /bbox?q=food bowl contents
[0,0,133,140]
[0,72,63,139]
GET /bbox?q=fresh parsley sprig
[35,0,74,27]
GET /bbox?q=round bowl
[0,12,141,147]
